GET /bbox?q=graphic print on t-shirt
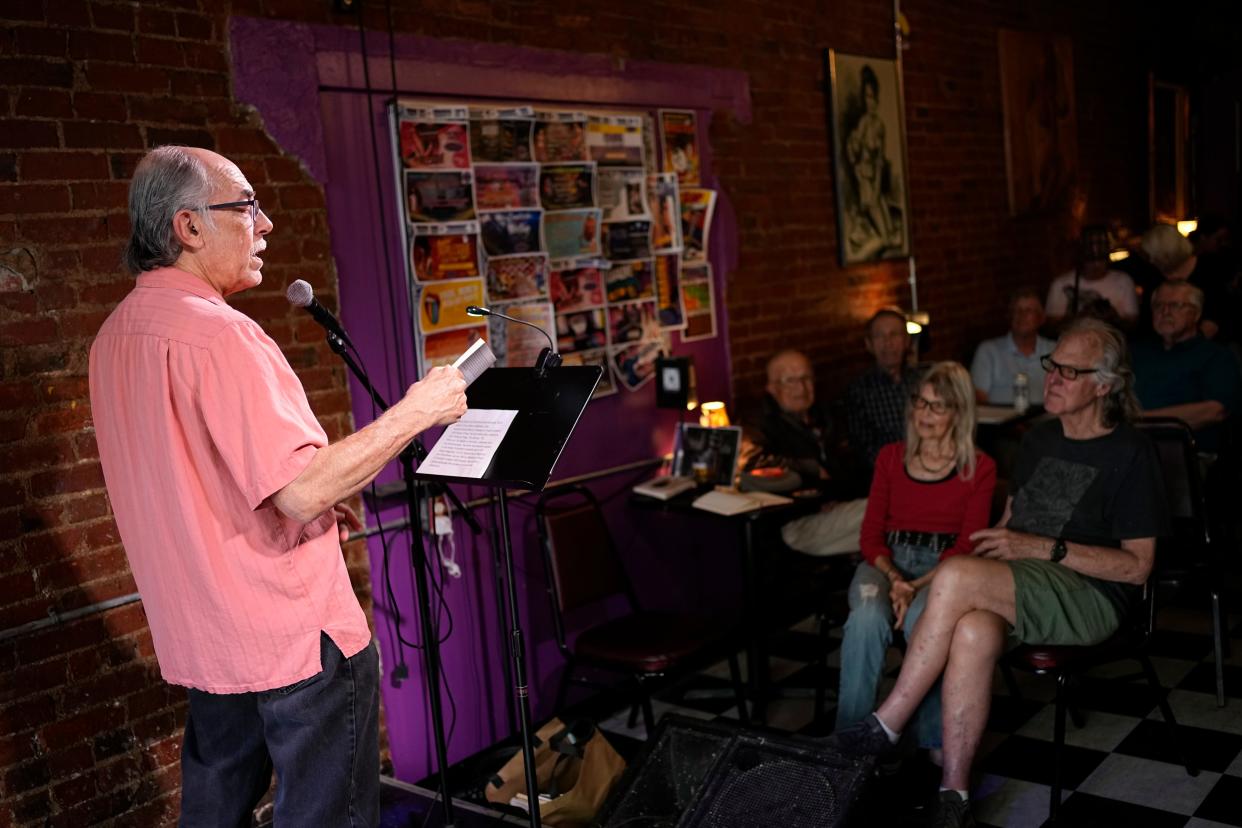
[1010,456,1098,538]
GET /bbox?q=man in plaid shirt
[846,309,921,475]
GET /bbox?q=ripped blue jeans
[835,542,943,748]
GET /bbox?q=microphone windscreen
[286,279,313,308]
[451,338,496,387]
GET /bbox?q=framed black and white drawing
[825,49,912,265]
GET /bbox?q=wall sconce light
[1109,249,1130,262]
[1177,219,1198,237]
[699,401,729,428]
[905,310,930,335]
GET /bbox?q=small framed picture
[671,424,741,487]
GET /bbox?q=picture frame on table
[671,424,741,487]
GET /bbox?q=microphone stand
[323,331,461,827]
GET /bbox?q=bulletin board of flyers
[390,102,720,397]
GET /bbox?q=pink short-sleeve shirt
[89,267,370,693]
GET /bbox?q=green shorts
[1008,559,1123,646]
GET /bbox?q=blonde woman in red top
[834,361,996,760]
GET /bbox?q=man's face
[766,353,815,417]
[1042,334,1108,418]
[865,314,909,374]
[1151,285,1201,344]
[196,155,273,297]
[1010,297,1045,338]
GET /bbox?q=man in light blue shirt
[970,288,1057,405]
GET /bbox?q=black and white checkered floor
[590,604,1242,828]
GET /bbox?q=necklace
[916,452,954,475]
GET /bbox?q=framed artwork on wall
[997,29,1078,216]
[825,49,912,266]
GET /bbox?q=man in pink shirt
[89,145,467,826]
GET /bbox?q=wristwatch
[1050,538,1068,563]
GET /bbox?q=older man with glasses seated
[828,319,1168,828]
[1131,280,1242,455]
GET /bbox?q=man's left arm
[971,530,1154,585]
[1143,348,1241,429]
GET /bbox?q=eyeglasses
[1152,301,1198,313]
[910,395,951,415]
[775,374,814,387]
[1040,354,1099,381]
[206,197,261,222]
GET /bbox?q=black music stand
[414,365,602,828]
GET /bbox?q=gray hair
[1154,279,1204,311]
[1062,317,1138,427]
[123,146,215,275]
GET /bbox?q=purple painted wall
[231,17,750,782]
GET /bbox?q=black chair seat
[575,612,726,673]
[1008,631,1140,673]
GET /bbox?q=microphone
[466,305,562,376]
[287,279,354,349]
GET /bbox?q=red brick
[69,180,127,211]
[60,664,150,714]
[0,119,60,150]
[62,121,143,150]
[0,695,55,736]
[89,1,137,32]
[0,58,73,88]
[83,62,170,95]
[146,127,214,150]
[45,0,91,26]
[14,87,74,119]
[73,91,127,121]
[19,215,108,243]
[181,41,227,72]
[0,183,71,214]
[0,317,59,346]
[68,30,133,62]
[40,705,125,751]
[58,309,111,338]
[176,12,214,40]
[64,493,108,523]
[20,151,109,181]
[126,95,205,124]
[14,27,68,58]
[169,70,227,98]
[28,460,104,498]
[0,153,16,182]
[0,0,44,21]
[136,8,177,36]
[51,769,98,808]
[0,436,76,472]
[278,183,325,210]
[133,36,183,68]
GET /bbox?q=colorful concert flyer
[533,111,588,163]
[406,170,475,223]
[480,210,543,257]
[586,114,645,167]
[543,209,602,260]
[659,109,701,187]
[410,222,482,284]
[417,278,485,334]
[654,254,686,329]
[474,164,539,210]
[398,106,471,170]
[548,263,605,313]
[469,107,535,163]
[485,254,548,303]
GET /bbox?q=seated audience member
[1141,222,1227,340]
[746,350,859,496]
[847,309,920,473]
[1132,280,1241,453]
[829,319,1167,828]
[1046,226,1139,329]
[746,350,867,557]
[969,288,1057,405]
[836,362,996,761]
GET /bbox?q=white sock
[872,713,900,745]
[939,786,969,801]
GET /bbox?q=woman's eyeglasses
[1040,354,1100,381]
[206,197,261,222]
[910,395,950,415]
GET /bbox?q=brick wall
[0,0,1165,824]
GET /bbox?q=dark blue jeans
[179,633,380,827]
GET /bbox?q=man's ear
[172,209,203,250]
[863,336,876,356]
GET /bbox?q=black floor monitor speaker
[597,715,873,828]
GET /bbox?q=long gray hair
[123,146,214,275]
[1063,317,1139,427]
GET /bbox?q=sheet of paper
[417,408,518,479]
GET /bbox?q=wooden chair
[535,485,749,733]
